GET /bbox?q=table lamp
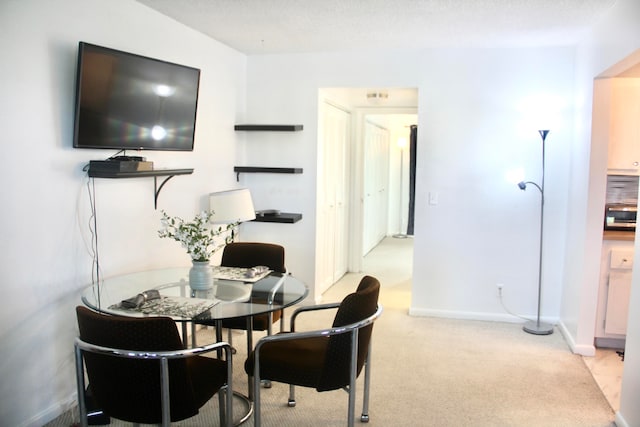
[209,189,256,241]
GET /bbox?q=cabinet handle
[634,162,639,167]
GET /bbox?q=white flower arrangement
[158,210,236,262]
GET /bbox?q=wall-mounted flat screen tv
[73,42,200,151]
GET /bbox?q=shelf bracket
[154,175,177,209]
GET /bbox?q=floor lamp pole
[521,130,553,335]
[393,147,407,239]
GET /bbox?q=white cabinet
[604,249,633,335]
[596,241,634,343]
[608,78,640,173]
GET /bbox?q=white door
[362,121,390,255]
[317,102,350,294]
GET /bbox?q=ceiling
[137,0,617,55]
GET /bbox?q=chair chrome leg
[361,343,372,422]
[261,317,274,388]
[253,374,262,426]
[74,345,88,427]
[160,358,171,427]
[218,389,226,426]
[288,384,296,407]
[347,329,359,427]
[218,385,235,427]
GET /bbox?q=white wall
[563,0,640,425]
[244,48,574,312]
[0,0,246,425]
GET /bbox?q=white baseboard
[408,307,558,325]
[557,322,596,357]
[19,393,76,427]
[615,411,630,427]
[556,320,596,356]
[409,309,601,357]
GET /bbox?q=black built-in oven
[604,204,637,231]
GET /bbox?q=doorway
[584,52,640,412]
[316,88,418,298]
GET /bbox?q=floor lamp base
[393,234,408,239]
[523,320,554,335]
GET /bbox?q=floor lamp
[517,130,553,335]
[393,137,408,239]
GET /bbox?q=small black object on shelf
[256,209,281,216]
[253,212,302,224]
[88,159,153,173]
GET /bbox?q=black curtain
[407,125,417,235]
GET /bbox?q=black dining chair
[245,275,383,427]
[74,306,233,427]
[217,242,287,355]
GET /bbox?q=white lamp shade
[209,188,256,224]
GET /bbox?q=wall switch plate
[429,191,439,205]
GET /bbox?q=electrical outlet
[496,283,504,296]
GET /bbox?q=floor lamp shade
[209,188,256,224]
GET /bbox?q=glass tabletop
[81,267,308,322]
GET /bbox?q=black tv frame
[72,42,201,152]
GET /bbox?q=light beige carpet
[48,237,615,426]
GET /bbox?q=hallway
[324,236,413,309]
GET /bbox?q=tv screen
[73,42,200,152]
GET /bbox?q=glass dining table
[82,266,307,320]
[80,266,309,425]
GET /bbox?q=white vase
[189,260,213,291]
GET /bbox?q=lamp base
[523,320,554,335]
[393,233,408,239]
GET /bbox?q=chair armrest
[74,337,232,361]
[256,304,383,353]
[290,302,341,331]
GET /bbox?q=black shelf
[234,124,303,131]
[233,166,303,181]
[253,213,302,224]
[87,168,194,179]
[87,168,194,209]
[233,167,302,174]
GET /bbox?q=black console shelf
[234,124,303,131]
[253,213,302,224]
[87,168,194,209]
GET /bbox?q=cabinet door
[604,269,632,335]
[608,78,640,173]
